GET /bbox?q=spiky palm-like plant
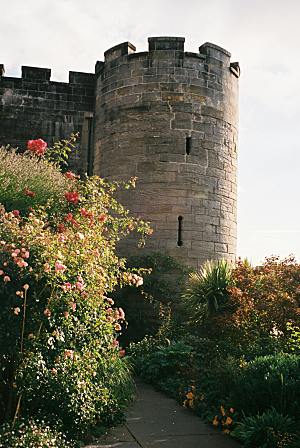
[183,259,232,323]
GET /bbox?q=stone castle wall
[0,37,240,268]
[0,65,95,173]
[94,37,239,268]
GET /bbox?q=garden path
[85,379,240,448]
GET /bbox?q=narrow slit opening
[177,216,183,246]
[186,136,192,155]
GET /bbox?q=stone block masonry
[0,36,240,268]
[94,37,240,268]
[0,66,95,174]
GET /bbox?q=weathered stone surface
[0,36,239,268]
[0,68,95,174]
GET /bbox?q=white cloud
[1,0,300,263]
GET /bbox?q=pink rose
[55,261,66,273]
[75,281,84,291]
[117,307,125,320]
[62,282,72,292]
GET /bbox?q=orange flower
[225,417,233,425]
[212,416,219,426]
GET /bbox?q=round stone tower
[93,37,240,268]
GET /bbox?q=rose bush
[0,138,150,442]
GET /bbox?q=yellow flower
[220,405,226,416]
[213,416,219,426]
[186,392,194,400]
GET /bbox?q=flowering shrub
[212,405,235,434]
[0,139,150,441]
[224,256,300,356]
[182,257,300,358]
[0,146,69,215]
[130,256,300,439]
[0,418,76,448]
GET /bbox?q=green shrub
[17,351,134,436]
[0,418,76,448]
[229,353,300,420]
[0,145,70,215]
[129,339,196,397]
[232,408,298,448]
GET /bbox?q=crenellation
[22,66,51,81]
[0,65,95,173]
[0,36,239,267]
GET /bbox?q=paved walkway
[86,380,240,448]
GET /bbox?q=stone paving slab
[87,380,240,448]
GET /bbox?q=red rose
[65,171,76,180]
[64,212,79,227]
[27,139,47,156]
[24,188,35,198]
[57,223,66,233]
[65,191,79,205]
[98,213,107,223]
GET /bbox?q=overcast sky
[2,0,300,264]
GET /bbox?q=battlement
[0,35,240,268]
[94,36,240,267]
[1,37,239,83]
[99,36,238,70]
[0,65,95,175]
[148,36,185,51]
[0,65,95,86]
